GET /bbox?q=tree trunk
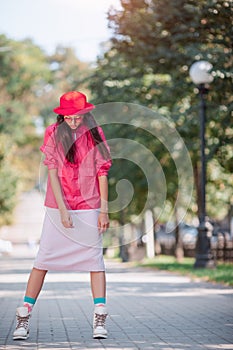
[119,208,129,262]
[174,202,184,262]
[152,209,161,256]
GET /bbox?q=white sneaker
[13,307,30,340]
[93,305,108,339]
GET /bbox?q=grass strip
[137,255,233,286]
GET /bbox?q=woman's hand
[98,212,109,234]
[60,208,74,228]
[49,169,73,228]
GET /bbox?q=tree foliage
[0,34,92,225]
[89,0,232,223]
[0,34,52,224]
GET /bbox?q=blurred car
[179,223,198,247]
[155,221,231,251]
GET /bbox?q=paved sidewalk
[0,191,233,349]
[0,246,233,350]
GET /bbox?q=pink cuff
[97,171,108,177]
[46,164,58,170]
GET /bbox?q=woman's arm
[98,175,109,233]
[48,169,73,228]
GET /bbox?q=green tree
[0,134,18,226]
[89,0,232,225]
[0,34,51,224]
[0,34,93,225]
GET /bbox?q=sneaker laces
[16,315,30,330]
[94,313,107,328]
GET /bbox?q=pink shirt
[40,123,112,210]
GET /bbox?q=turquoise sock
[24,296,36,304]
[94,297,106,305]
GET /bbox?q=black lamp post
[189,60,216,268]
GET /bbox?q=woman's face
[64,115,83,129]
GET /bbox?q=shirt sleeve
[40,125,58,169]
[95,127,112,177]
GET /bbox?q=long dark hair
[55,113,110,164]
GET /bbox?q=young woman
[13,91,112,340]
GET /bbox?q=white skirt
[33,207,105,272]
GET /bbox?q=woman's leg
[25,267,48,299]
[13,268,47,340]
[90,271,108,338]
[90,271,106,299]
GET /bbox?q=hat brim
[53,103,95,116]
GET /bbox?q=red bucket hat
[53,91,95,115]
